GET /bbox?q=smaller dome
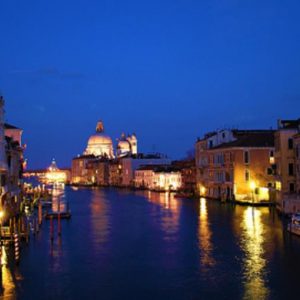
[117,140,130,149]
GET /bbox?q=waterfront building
[195,129,276,203]
[274,120,299,194]
[4,123,22,146]
[108,160,122,186]
[41,159,70,184]
[172,159,196,195]
[0,96,24,219]
[135,165,182,191]
[294,132,300,193]
[71,120,139,185]
[121,153,171,187]
[88,158,110,186]
[71,155,96,184]
[274,119,300,213]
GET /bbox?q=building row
[71,117,300,214]
[71,121,196,193]
[194,119,300,214]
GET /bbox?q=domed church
[117,133,138,157]
[84,121,114,158]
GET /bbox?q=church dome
[88,134,113,146]
[84,121,114,158]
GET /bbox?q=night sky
[1,0,300,169]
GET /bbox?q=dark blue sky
[1,0,300,169]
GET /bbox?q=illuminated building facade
[274,120,299,194]
[108,161,122,186]
[172,159,196,195]
[0,96,24,218]
[71,155,96,184]
[121,154,171,187]
[195,129,276,203]
[86,159,110,186]
[71,120,140,185]
[43,159,69,184]
[274,119,300,213]
[135,165,182,191]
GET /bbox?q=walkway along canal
[0,186,300,299]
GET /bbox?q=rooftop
[137,164,180,173]
[4,123,21,130]
[212,130,275,149]
[277,119,300,130]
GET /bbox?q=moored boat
[288,213,300,236]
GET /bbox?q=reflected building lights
[90,190,110,250]
[198,198,215,270]
[241,207,268,299]
[0,246,17,300]
[147,191,180,242]
[51,185,67,213]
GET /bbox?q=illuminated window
[275,181,282,191]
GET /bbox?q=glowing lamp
[200,186,206,195]
[250,181,256,191]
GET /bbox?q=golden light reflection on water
[90,190,110,249]
[198,198,215,270]
[241,207,269,300]
[147,191,180,242]
[51,186,66,212]
[0,246,18,300]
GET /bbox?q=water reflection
[147,191,180,242]
[51,186,66,213]
[198,198,215,271]
[241,207,269,299]
[147,191,179,211]
[90,190,110,250]
[0,245,23,300]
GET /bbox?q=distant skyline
[1,0,300,168]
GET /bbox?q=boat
[287,213,300,236]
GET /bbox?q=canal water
[1,186,300,300]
